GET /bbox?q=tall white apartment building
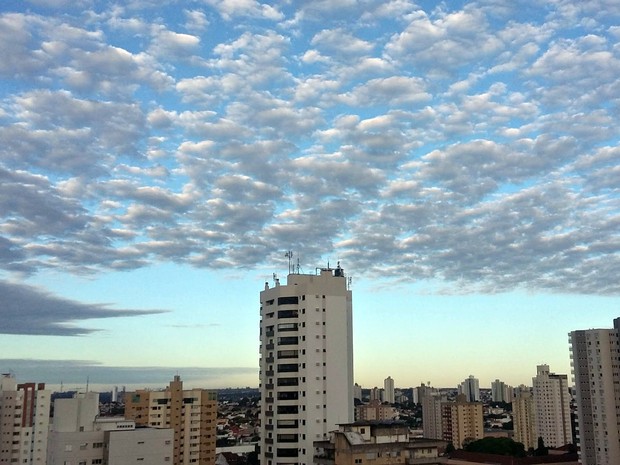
[259,265,354,465]
[0,374,50,465]
[570,318,620,465]
[458,375,480,402]
[532,364,572,448]
[383,376,395,404]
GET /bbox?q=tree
[534,437,548,456]
[464,437,526,457]
[445,443,455,454]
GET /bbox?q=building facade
[532,364,572,448]
[314,422,446,465]
[570,318,620,465]
[491,379,511,403]
[124,375,217,465]
[0,374,50,465]
[47,392,173,465]
[355,400,397,422]
[458,376,480,403]
[441,394,484,449]
[383,377,395,404]
[259,266,354,465]
[421,391,444,440]
[512,389,537,451]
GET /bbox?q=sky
[1,0,620,392]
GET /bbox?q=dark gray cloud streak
[0,359,256,387]
[0,281,166,336]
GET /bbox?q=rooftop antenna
[296,257,301,274]
[272,273,279,286]
[86,376,89,393]
[348,276,353,290]
[285,250,293,274]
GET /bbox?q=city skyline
[1,0,620,390]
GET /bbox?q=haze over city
[1,0,620,390]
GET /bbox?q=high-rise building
[491,379,510,403]
[384,376,395,404]
[570,318,620,465]
[441,394,484,449]
[124,375,217,465]
[259,265,354,465]
[421,391,444,440]
[0,374,50,465]
[458,375,480,402]
[353,383,362,401]
[47,392,173,465]
[513,389,537,451]
[532,364,572,448]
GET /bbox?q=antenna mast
[285,250,293,274]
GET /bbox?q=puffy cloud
[0,0,620,296]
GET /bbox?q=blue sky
[1,0,620,391]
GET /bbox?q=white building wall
[532,364,572,448]
[0,376,50,465]
[570,325,620,465]
[259,267,353,465]
[106,428,173,465]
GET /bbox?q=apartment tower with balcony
[124,375,217,465]
[569,318,620,465]
[0,374,50,465]
[259,265,354,465]
[532,364,572,448]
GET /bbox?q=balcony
[265,384,274,390]
[266,370,275,377]
[265,425,274,431]
[266,343,274,350]
[265,438,273,445]
[266,397,274,404]
[266,357,274,363]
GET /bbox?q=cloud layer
[0,359,256,388]
[0,281,166,335]
[1,0,620,294]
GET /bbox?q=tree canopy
[464,437,526,457]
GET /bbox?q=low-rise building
[314,421,447,465]
[47,391,173,465]
[355,400,397,422]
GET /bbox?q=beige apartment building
[441,394,483,449]
[513,389,537,451]
[124,375,217,465]
[355,399,397,422]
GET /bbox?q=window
[278,296,299,305]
